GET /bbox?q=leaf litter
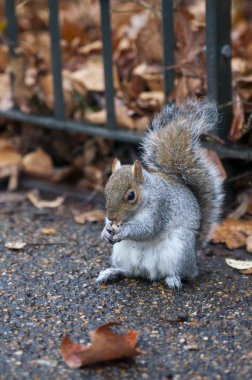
[211,219,252,250]
[26,190,65,209]
[60,322,144,368]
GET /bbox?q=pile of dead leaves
[0,134,114,192]
[211,189,252,275]
[0,0,251,138]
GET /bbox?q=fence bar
[206,0,232,138]
[5,0,18,56]
[48,0,64,119]
[162,0,175,102]
[0,109,142,143]
[100,0,116,129]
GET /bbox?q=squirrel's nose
[107,210,119,224]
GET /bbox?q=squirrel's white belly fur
[112,228,185,281]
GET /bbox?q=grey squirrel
[97,99,224,289]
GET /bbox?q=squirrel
[97,99,224,289]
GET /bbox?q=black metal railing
[1,0,232,143]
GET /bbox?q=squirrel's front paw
[101,224,114,243]
[113,226,127,244]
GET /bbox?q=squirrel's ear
[112,158,121,173]
[132,160,144,184]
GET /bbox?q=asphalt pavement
[0,194,251,380]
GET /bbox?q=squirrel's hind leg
[96,267,127,284]
[165,275,182,289]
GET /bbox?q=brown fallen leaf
[84,109,106,125]
[0,146,22,169]
[68,55,118,94]
[246,235,252,253]
[229,93,246,142]
[5,240,26,250]
[60,322,143,368]
[27,190,65,209]
[228,193,250,220]
[137,91,164,113]
[247,193,252,215]
[37,73,54,110]
[211,219,252,250]
[22,149,54,178]
[241,268,252,275]
[0,166,20,191]
[74,209,105,224]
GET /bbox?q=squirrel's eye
[125,189,137,204]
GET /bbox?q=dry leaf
[74,209,105,224]
[0,72,12,110]
[60,322,143,368]
[247,193,252,215]
[136,15,163,64]
[84,110,106,125]
[240,268,252,275]
[133,64,163,91]
[0,143,20,190]
[116,102,135,129]
[0,147,22,169]
[228,193,250,220]
[77,40,102,55]
[134,116,149,132]
[27,190,65,209]
[225,258,252,274]
[5,240,26,250]
[229,94,246,142]
[22,149,54,178]
[7,166,19,191]
[38,74,54,110]
[137,91,164,113]
[9,53,30,109]
[41,228,57,235]
[67,56,118,93]
[246,235,252,253]
[211,219,252,250]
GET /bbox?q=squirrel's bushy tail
[142,99,223,242]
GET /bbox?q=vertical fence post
[100,0,116,129]
[48,0,64,120]
[5,0,18,56]
[5,0,19,108]
[206,0,232,139]
[162,0,175,103]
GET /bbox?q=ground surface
[0,193,251,380]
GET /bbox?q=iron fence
[1,0,232,143]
